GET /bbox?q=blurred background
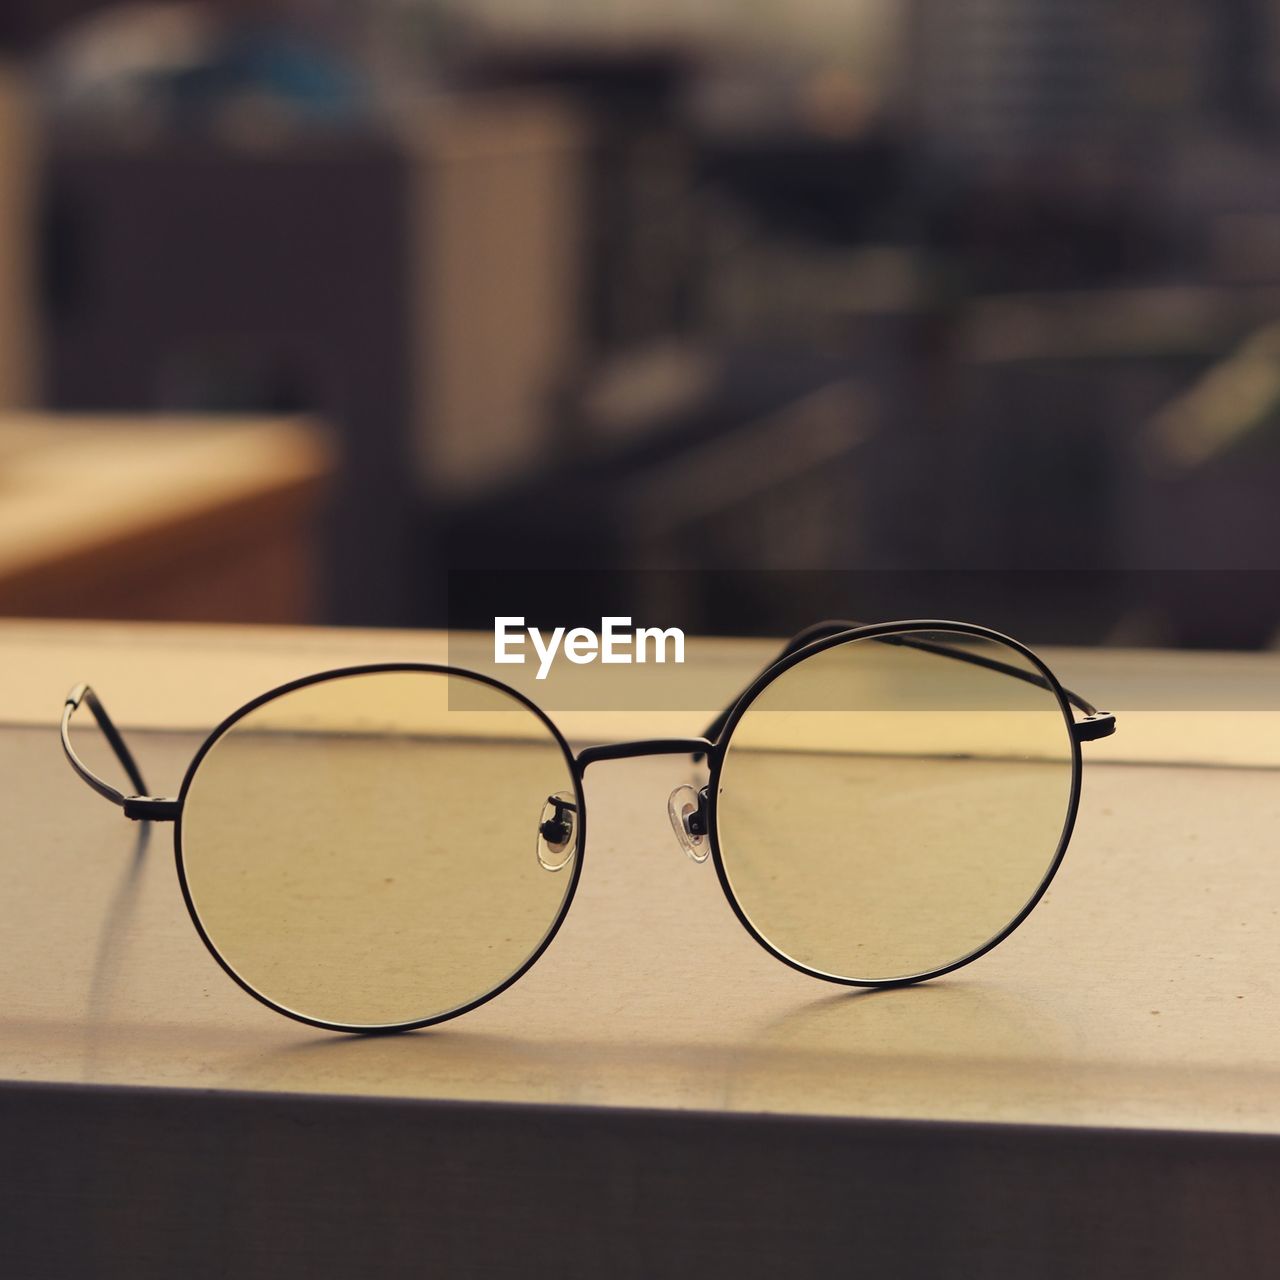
[0,0,1278,647]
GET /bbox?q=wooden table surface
[3,620,1279,1277]
[0,415,332,620]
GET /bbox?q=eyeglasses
[62,619,1115,1034]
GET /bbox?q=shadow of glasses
[84,821,152,1075]
[716,976,1074,1116]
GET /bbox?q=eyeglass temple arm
[697,619,1117,756]
[61,684,180,821]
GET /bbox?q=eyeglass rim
[703,619,1084,990]
[172,662,588,1036]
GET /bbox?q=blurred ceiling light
[44,3,216,112]
[1146,323,1280,472]
[580,341,715,444]
[41,1,366,133]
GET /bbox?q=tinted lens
[715,630,1075,982]
[180,669,579,1029]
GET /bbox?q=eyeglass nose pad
[536,791,578,872]
[667,784,710,864]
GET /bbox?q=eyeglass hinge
[122,796,181,822]
[1072,712,1116,743]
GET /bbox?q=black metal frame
[61,619,1115,1034]
[702,620,1100,993]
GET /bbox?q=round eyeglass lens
[179,669,580,1029]
[715,629,1076,983]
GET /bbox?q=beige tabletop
[1,619,1278,1136]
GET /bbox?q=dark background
[3,0,1279,646]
